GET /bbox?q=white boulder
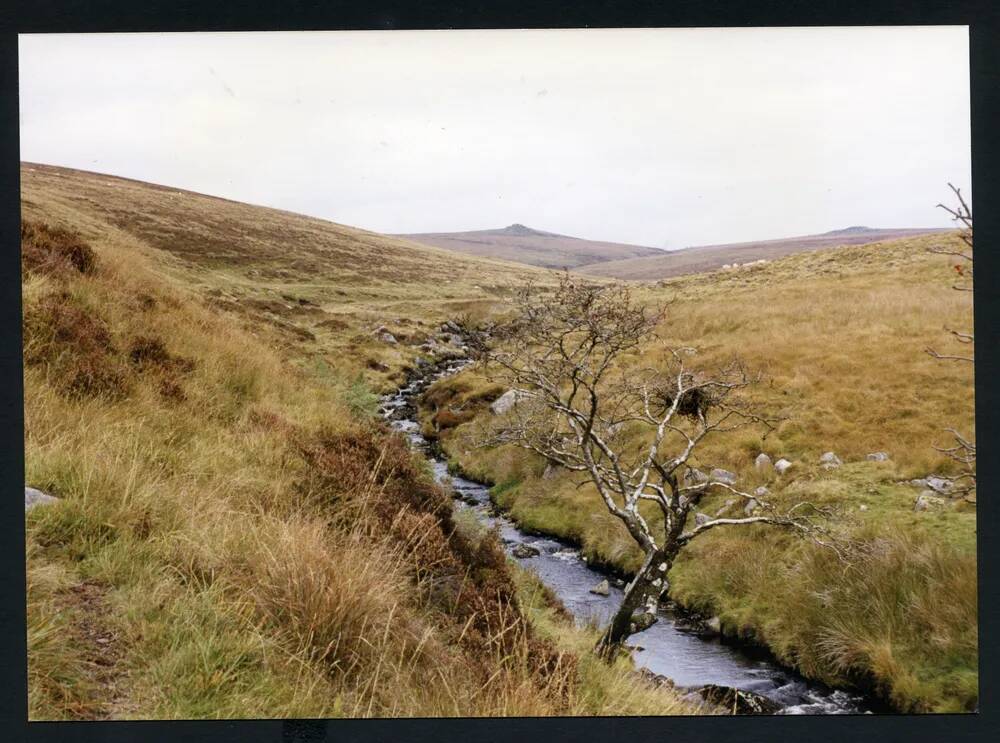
[490,390,524,415]
[589,579,610,596]
[710,468,737,486]
[925,476,954,495]
[914,491,946,512]
[684,467,710,486]
[754,453,773,473]
[819,452,843,468]
[25,486,58,512]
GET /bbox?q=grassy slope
[21,168,696,719]
[398,224,664,270]
[425,233,977,712]
[20,163,553,391]
[576,228,949,280]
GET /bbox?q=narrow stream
[381,359,881,715]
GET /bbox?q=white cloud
[19,27,970,248]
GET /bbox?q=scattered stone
[490,389,524,415]
[754,453,773,473]
[866,452,891,462]
[774,458,793,475]
[589,579,610,596]
[858,504,869,512]
[705,616,722,634]
[612,577,626,588]
[697,684,782,715]
[25,486,58,512]
[819,451,843,468]
[373,326,397,344]
[694,512,711,527]
[914,492,946,512]
[754,486,770,497]
[908,478,929,488]
[639,668,674,688]
[629,612,658,632]
[925,476,954,495]
[542,463,558,480]
[710,468,737,485]
[684,467,709,486]
[511,543,541,559]
[743,499,759,516]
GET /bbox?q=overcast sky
[19,28,970,249]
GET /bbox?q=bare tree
[481,274,836,657]
[927,184,976,494]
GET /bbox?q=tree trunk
[595,548,668,659]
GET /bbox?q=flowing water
[381,359,882,715]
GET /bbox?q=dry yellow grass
[23,160,975,716]
[20,162,555,390]
[21,178,695,719]
[428,232,977,712]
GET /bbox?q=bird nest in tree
[660,386,709,418]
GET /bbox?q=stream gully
[380,358,881,715]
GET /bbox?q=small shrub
[22,221,97,277]
[23,292,129,399]
[128,336,172,368]
[434,408,475,430]
[128,334,195,373]
[158,376,187,403]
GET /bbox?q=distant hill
[575,227,951,281]
[19,162,551,381]
[19,162,546,296]
[397,224,664,270]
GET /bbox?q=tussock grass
[22,216,694,719]
[430,233,977,711]
[670,524,977,712]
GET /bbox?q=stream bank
[380,350,885,715]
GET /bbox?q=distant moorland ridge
[576,226,951,280]
[397,224,665,270]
